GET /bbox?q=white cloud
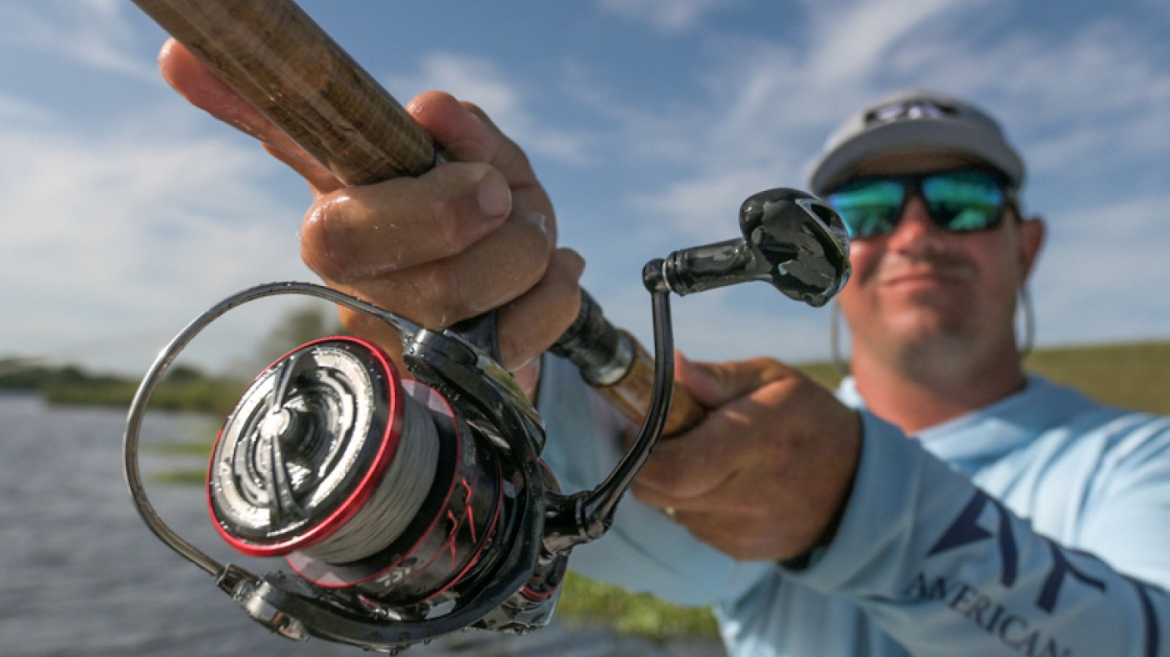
[0,94,55,125]
[628,168,786,242]
[0,0,157,80]
[385,52,592,165]
[801,0,962,87]
[6,0,1166,380]
[597,0,735,32]
[872,20,1170,179]
[588,0,997,247]
[0,114,311,373]
[1031,193,1170,345]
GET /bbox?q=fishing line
[300,391,440,564]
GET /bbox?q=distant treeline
[0,305,344,415]
[797,340,1170,417]
[5,339,1170,418]
[0,359,246,415]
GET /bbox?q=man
[161,40,1169,655]
[542,91,1170,656]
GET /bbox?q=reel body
[122,284,620,652]
[215,324,575,647]
[121,188,851,653]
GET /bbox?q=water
[0,394,724,656]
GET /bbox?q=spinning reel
[122,188,849,653]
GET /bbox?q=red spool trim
[520,584,559,602]
[207,336,406,557]
[413,465,504,603]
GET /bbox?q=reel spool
[208,337,503,607]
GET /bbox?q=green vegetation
[0,358,127,392]
[795,340,1170,416]
[1023,341,1170,415]
[0,305,340,415]
[150,469,210,486]
[557,572,720,640]
[0,359,247,416]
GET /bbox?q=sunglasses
[825,169,1015,239]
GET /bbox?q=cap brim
[808,119,1025,194]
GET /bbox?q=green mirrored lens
[828,181,904,238]
[923,171,1004,231]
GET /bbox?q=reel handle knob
[660,188,851,306]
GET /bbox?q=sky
[0,0,1168,378]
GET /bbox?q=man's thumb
[674,352,793,408]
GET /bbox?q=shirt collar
[836,375,1093,462]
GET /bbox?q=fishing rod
[123,0,852,652]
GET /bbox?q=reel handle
[133,0,705,435]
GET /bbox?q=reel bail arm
[120,278,676,651]
[542,260,678,552]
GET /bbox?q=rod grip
[550,291,705,436]
[132,0,435,184]
[598,335,706,437]
[133,0,705,435]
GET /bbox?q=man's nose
[886,195,945,252]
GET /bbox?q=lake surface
[0,394,724,656]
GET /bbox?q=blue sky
[1,0,1168,376]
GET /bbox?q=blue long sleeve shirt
[536,355,1170,656]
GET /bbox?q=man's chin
[886,309,972,344]
[890,281,972,305]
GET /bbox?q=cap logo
[865,99,956,125]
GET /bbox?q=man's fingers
[301,163,513,281]
[632,411,751,500]
[496,248,586,371]
[634,364,801,499]
[262,144,346,196]
[675,355,796,408]
[158,39,342,195]
[329,248,583,376]
[322,210,555,330]
[407,93,498,164]
[159,39,279,143]
[407,95,534,181]
[161,41,574,376]
[407,95,549,219]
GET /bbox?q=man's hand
[157,39,585,390]
[632,355,862,562]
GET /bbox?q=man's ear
[1018,215,1046,281]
